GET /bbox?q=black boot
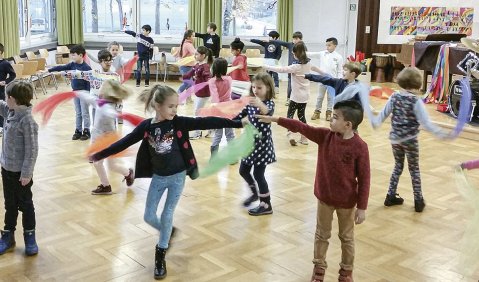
[154,245,167,280]
[210,145,219,159]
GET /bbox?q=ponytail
[180,29,194,57]
[197,46,214,65]
[138,85,178,112]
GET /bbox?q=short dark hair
[326,37,338,46]
[142,24,152,32]
[292,41,309,64]
[5,80,34,107]
[268,31,280,39]
[343,62,362,78]
[333,100,364,130]
[98,49,112,62]
[70,44,86,56]
[211,57,228,79]
[0,43,4,54]
[292,31,303,39]
[230,38,245,51]
[207,22,217,31]
[397,67,422,90]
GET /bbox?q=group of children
[0,23,476,282]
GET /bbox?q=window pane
[19,0,26,37]
[83,0,133,33]
[222,0,277,37]
[139,0,188,35]
[29,0,54,35]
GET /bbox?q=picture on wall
[389,7,474,36]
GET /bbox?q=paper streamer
[118,112,145,127]
[451,78,473,137]
[425,44,450,103]
[32,91,77,125]
[178,81,209,104]
[370,87,394,99]
[119,55,139,83]
[199,124,259,178]
[85,132,133,159]
[454,168,479,276]
[176,56,195,66]
[231,80,252,96]
[198,97,250,119]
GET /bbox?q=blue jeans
[211,128,235,147]
[144,171,186,248]
[178,66,192,93]
[136,54,150,85]
[73,96,90,131]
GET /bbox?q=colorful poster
[389,6,474,36]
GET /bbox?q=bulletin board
[378,0,479,44]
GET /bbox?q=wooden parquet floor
[1,79,479,282]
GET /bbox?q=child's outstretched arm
[256,115,328,144]
[264,63,300,74]
[124,30,137,37]
[414,99,449,139]
[371,95,393,129]
[87,52,100,64]
[304,73,337,86]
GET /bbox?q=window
[140,0,188,35]
[82,0,133,33]
[19,0,57,48]
[222,0,277,37]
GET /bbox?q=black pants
[136,54,150,85]
[239,162,269,197]
[287,100,307,123]
[2,168,35,231]
[287,74,292,99]
[0,89,4,128]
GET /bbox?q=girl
[229,38,250,99]
[77,80,134,195]
[372,67,448,212]
[174,30,196,94]
[234,73,276,216]
[89,85,246,280]
[208,57,234,156]
[264,41,311,146]
[182,46,213,139]
[0,81,39,256]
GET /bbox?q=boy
[0,43,16,136]
[257,99,370,282]
[305,62,362,106]
[270,31,303,105]
[125,24,154,87]
[0,81,39,256]
[195,22,220,58]
[308,37,344,121]
[250,31,282,93]
[48,45,92,140]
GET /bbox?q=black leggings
[239,162,269,197]
[287,100,307,124]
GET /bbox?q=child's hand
[249,97,262,108]
[256,115,278,123]
[19,177,31,186]
[241,117,250,127]
[355,209,366,224]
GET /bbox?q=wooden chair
[11,64,24,77]
[38,48,49,59]
[56,46,70,64]
[219,48,232,58]
[26,51,37,60]
[17,61,40,98]
[31,57,58,92]
[245,49,261,58]
[13,55,24,64]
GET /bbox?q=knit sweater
[125,30,154,57]
[183,63,211,97]
[250,39,282,60]
[305,74,361,103]
[270,40,294,65]
[195,32,221,57]
[0,103,38,179]
[277,118,370,210]
[266,62,311,103]
[48,62,92,91]
[0,59,16,93]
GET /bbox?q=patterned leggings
[287,100,307,123]
[388,139,423,200]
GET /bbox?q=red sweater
[278,118,370,210]
[230,54,249,81]
[183,63,211,98]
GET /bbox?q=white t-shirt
[309,50,344,78]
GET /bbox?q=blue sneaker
[0,230,15,255]
[24,230,38,256]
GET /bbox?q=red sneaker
[338,268,353,282]
[311,265,325,282]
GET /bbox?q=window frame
[19,0,58,50]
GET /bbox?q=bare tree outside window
[223,0,277,37]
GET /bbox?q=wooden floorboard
[0,79,478,281]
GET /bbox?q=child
[229,38,250,99]
[89,85,246,280]
[305,62,363,106]
[270,31,303,105]
[48,44,92,140]
[250,31,282,93]
[0,81,39,256]
[308,37,344,121]
[0,43,16,136]
[174,30,196,94]
[77,80,134,195]
[195,22,221,58]
[208,57,234,156]
[257,99,370,282]
[372,67,448,212]
[125,24,154,87]
[264,41,311,146]
[182,46,213,139]
[234,73,276,215]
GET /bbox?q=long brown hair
[292,42,309,64]
[138,84,178,112]
[196,46,213,65]
[180,29,194,57]
[251,73,276,100]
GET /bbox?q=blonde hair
[99,80,131,103]
[396,67,422,90]
[138,84,178,112]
